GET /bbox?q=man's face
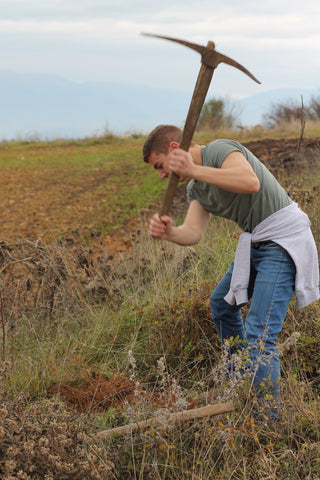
[148,151,171,180]
[148,141,181,181]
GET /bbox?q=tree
[263,98,314,128]
[197,97,239,131]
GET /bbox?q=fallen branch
[92,401,234,441]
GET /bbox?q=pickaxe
[142,33,261,216]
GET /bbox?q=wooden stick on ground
[92,401,234,441]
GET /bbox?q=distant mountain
[0,70,319,140]
[0,70,191,140]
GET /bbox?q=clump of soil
[48,372,136,413]
[48,369,197,414]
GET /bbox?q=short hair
[142,125,182,163]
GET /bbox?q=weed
[0,395,114,479]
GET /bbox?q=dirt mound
[48,369,197,414]
[48,372,136,413]
[244,137,320,175]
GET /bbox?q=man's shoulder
[207,138,242,149]
[203,139,244,167]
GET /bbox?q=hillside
[0,135,320,479]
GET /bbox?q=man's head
[142,125,182,164]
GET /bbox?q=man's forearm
[165,224,203,246]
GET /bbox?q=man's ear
[169,141,179,150]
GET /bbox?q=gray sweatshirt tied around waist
[224,202,320,309]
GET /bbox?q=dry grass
[195,118,320,144]
[0,394,115,479]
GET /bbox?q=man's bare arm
[169,149,260,194]
[193,151,260,193]
[149,200,210,246]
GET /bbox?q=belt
[251,240,274,249]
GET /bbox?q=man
[143,124,319,421]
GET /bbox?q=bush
[197,97,239,131]
[263,94,320,128]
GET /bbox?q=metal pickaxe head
[142,32,261,216]
[141,32,261,85]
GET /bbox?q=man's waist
[251,240,279,249]
[251,240,282,250]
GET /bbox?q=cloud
[1,0,320,97]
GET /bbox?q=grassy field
[1,119,319,241]
[0,134,166,242]
[0,124,320,479]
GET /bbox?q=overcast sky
[1,0,320,99]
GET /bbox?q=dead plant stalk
[290,95,306,196]
[0,288,5,360]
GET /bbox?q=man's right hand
[148,213,173,240]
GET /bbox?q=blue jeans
[210,241,296,419]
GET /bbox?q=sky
[1,0,320,100]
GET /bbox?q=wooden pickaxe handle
[142,33,261,217]
[159,42,215,216]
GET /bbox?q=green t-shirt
[187,139,292,232]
